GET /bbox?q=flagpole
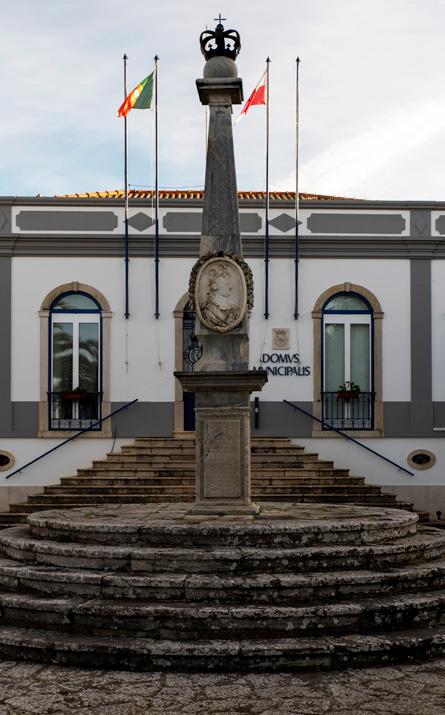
[294,56,300,320]
[264,57,270,320]
[123,53,130,320]
[154,55,160,319]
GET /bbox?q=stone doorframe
[173,293,191,434]
[312,282,384,438]
[38,281,112,438]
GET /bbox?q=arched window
[49,291,102,430]
[312,283,383,436]
[322,292,373,429]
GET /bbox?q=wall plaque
[272,328,290,350]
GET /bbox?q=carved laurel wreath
[188,251,254,312]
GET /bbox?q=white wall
[296,437,444,486]
[0,438,129,487]
[11,256,194,403]
[248,257,411,402]
[11,255,412,405]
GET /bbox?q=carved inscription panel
[203,419,242,498]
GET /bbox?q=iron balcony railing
[322,391,374,431]
[49,391,102,431]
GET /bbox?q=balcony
[49,391,102,431]
[322,391,374,431]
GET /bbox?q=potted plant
[337,381,360,401]
[62,386,88,401]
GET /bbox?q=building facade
[0,190,443,514]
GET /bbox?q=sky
[1,0,445,200]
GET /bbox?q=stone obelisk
[175,20,267,516]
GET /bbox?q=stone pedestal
[175,370,267,515]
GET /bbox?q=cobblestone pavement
[0,660,444,714]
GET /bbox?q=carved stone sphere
[203,56,238,79]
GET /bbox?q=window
[49,292,102,430]
[322,292,373,429]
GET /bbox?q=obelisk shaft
[201,100,241,255]
[195,75,246,371]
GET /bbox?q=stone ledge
[26,502,418,547]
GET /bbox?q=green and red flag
[118,71,154,117]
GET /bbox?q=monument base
[187,502,260,517]
[174,370,267,516]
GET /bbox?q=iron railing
[283,399,414,477]
[322,391,374,430]
[49,391,102,431]
[6,398,139,480]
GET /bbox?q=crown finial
[199,18,241,61]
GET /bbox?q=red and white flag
[236,69,268,122]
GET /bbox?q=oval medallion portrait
[195,256,247,333]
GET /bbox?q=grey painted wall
[251,401,314,437]
[163,211,262,234]
[110,402,174,437]
[0,259,11,434]
[410,260,433,435]
[2,401,445,438]
[307,213,406,234]
[16,211,119,232]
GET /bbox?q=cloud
[272,97,445,199]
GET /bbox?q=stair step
[90,458,195,472]
[251,455,327,464]
[61,477,195,487]
[1,526,444,574]
[0,557,443,603]
[77,469,196,478]
[0,589,443,639]
[251,477,365,485]
[10,499,196,513]
[44,487,196,496]
[27,493,195,505]
[120,446,196,454]
[0,624,442,672]
[251,467,350,475]
[44,485,377,496]
[254,495,398,505]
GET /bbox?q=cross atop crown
[214,14,227,25]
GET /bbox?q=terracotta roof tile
[56,189,358,201]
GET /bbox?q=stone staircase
[0,502,442,671]
[2,438,411,525]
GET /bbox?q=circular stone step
[27,503,418,547]
[0,625,442,672]
[0,502,444,672]
[0,590,443,639]
[1,526,445,575]
[0,558,444,603]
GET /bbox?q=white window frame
[51,313,101,394]
[323,313,372,391]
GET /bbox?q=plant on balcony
[62,386,88,401]
[337,381,361,401]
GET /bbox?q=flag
[236,69,267,122]
[118,72,154,117]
